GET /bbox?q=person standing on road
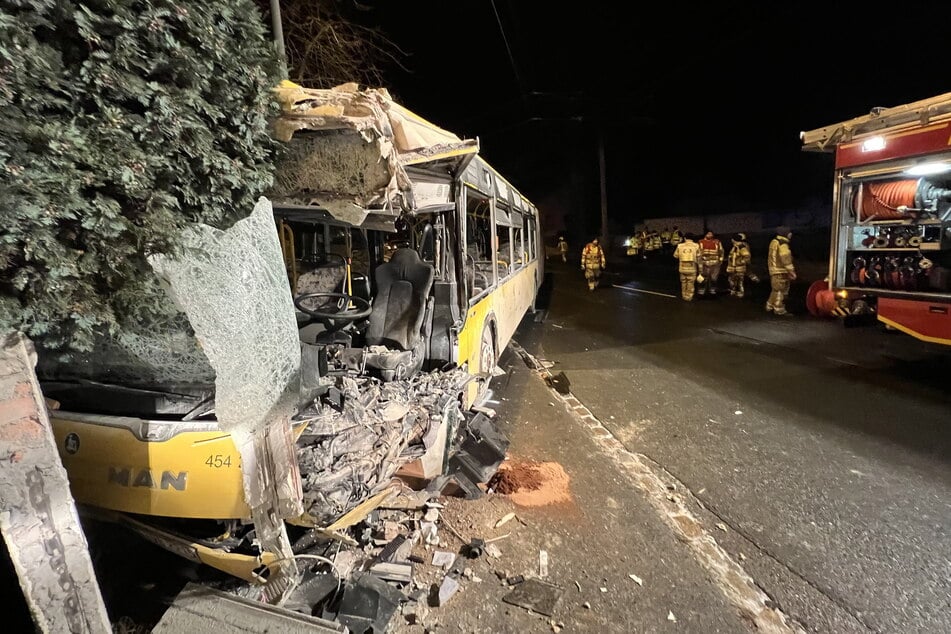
[581,237,606,291]
[766,226,797,315]
[697,230,725,296]
[726,233,752,298]
[669,226,683,251]
[660,227,671,254]
[637,229,650,259]
[557,236,568,263]
[673,232,701,301]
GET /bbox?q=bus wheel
[476,325,496,404]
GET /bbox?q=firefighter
[642,228,656,255]
[726,232,752,297]
[766,226,797,315]
[660,227,671,253]
[697,230,724,296]
[669,226,683,249]
[581,237,606,291]
[637,229,650,259]
[625,231,641,258]
[673,232,701,301]
[557,236,568,263]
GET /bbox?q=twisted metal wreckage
[13,82,518,628]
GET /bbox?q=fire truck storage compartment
[839,171,951,294]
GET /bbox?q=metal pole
[598,128,608,246]
[270,0,288,79]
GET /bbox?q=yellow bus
[268,81,544,408]
[42,82,542,581]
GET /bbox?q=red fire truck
[801,93,951,345]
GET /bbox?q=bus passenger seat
[363,248,435,381]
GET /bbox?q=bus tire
[480,324,496,376]
[475,323,496,405]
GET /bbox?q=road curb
[508,339,806,634]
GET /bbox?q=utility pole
[598,128,608,246]
[270,0,288,79]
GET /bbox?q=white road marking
[611,284,678,299]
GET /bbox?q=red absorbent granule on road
[489,459,572,506]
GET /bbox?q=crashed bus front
[39,83,534,583]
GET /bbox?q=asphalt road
[513,254,951,634]
[5,251,948,633]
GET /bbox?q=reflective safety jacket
[698,237,724,265]
[669,230,683,246]
[582,242,606,269]
[726,242,751,274]
[673,239,701,274]
[767,236,796,276]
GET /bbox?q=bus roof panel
[269,81,477,215]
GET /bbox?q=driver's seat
[364,248,435,381]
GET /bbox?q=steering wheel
[294,292,371,326]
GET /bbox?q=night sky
[346,1,949,235]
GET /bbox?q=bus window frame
[510,208,524,271]
[495,201,514,280]
[464,186,496,305]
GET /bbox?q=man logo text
[107,467,187,491]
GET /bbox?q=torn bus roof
[268,81,478,217]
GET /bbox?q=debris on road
[539,549,550,577]
[668,610,678,622]
[432,551,456,570]
[545,371,571,394]
[464,538,486,558]
[628,573,644,586]
[501,578,565,617]
[495,511,517,528]
[437,575,461,606]
[334,573,404,633]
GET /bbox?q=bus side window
[524,213,536,261]
[496,223,511,276]
[511,211,524,269]
[465,193,494,299]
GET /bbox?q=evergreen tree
[0,0,281,353]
